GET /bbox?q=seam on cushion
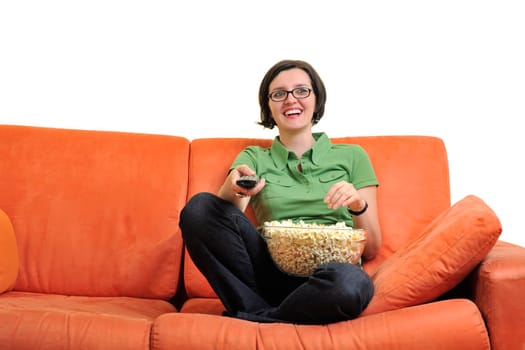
[150,316,161,350]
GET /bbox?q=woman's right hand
[218,165,265,210]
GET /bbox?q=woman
[180,59,381,324]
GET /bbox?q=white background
[1,1,524,246]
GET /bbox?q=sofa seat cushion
[0,291,176,350]
[362,195,502,316]
[180,297,225,315]
[153,299,489,350]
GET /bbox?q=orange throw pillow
[361,195,502,316]
[0,209,19,293]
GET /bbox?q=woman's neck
[278,131,316,159]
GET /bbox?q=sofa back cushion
[185,136,451,298]
[0,125,189,299]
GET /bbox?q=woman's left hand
[324,181,364,211]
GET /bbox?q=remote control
[236,175,259,189]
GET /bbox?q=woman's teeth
[285,109,301,116]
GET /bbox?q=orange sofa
[1,124,524,350]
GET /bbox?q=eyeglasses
[268,87,312,102]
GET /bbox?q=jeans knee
[179,192,216,239]
[181,192,213,220]
[314,262,374,318]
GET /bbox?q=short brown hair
[258,60,327,129]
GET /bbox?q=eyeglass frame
[268,87,313,102]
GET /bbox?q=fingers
[230,164,255,195]
[233,164,256,177]
[234,177,265,198]
[325,181,360,209]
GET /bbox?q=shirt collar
[270,132,332,169]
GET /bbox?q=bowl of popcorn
[262,220,367,276]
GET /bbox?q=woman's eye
[272,91,286,99]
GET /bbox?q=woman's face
[268,68,316,133]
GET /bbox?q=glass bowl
[262,220,367,276]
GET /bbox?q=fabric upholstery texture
[361,195,502,316]
[154,299,489,350]
[0,291,176,350]
[1,125,522,350]
[0,125,190,299]
[468,241,525,350]
[0,209,18,293]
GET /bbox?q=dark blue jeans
[179,192,374,324]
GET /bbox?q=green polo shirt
[231,132,379,230]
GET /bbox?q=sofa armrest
[466,240,525,350]
[0,208,19,294]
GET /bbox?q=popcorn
[263,220,367,276]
